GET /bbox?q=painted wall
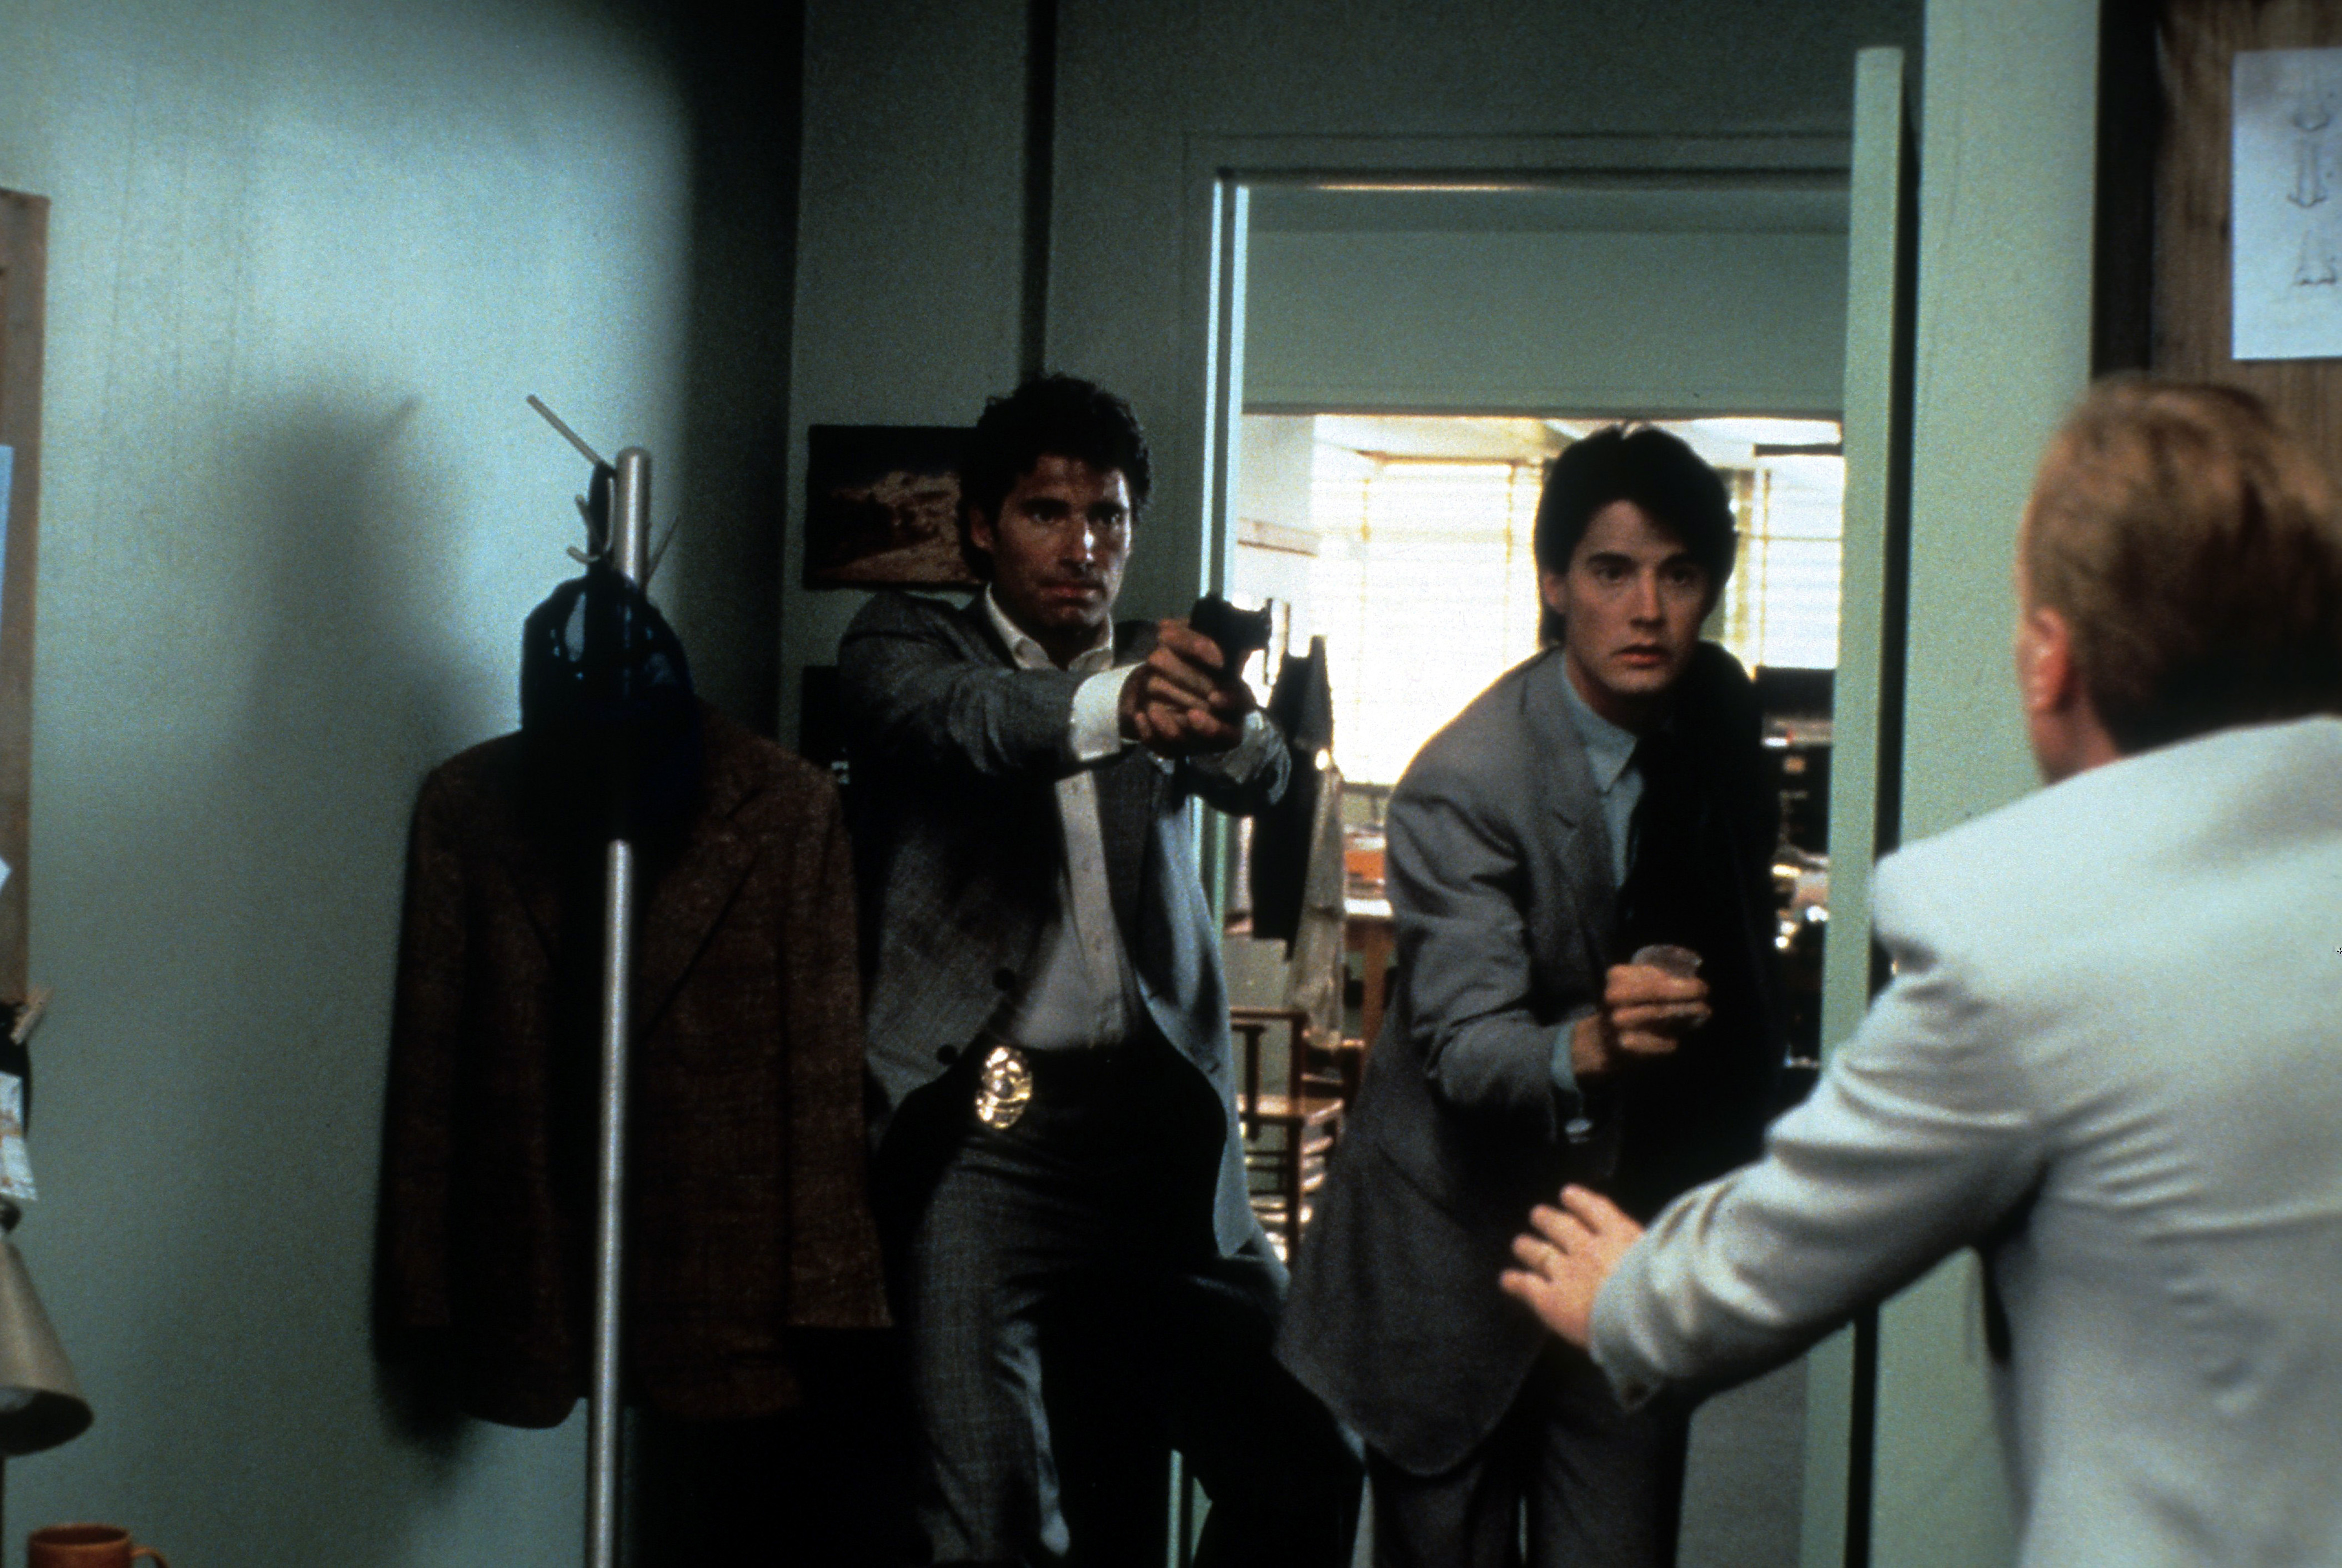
[779,0,1029,744]
[1874,2,2101,1563]
[0,2,789,1562]
[1243,227,1852,417]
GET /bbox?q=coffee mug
[27,1524,168,1568]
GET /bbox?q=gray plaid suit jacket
[838,589,1290,1257]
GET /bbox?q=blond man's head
[2021,378,2342,757]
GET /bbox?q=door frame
[1181,123,1908,1568]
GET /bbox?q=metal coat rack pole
[588,446,652,1568]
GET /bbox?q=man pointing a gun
[841,373,1359,1568]
[1278,425,1784,1568]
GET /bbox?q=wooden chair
[1229,1005,1346,1260]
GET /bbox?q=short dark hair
[1533,425,1737,642]
[2025,377,2342,752]
[956,374,1152,579]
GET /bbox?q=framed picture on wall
[802,424,977,589]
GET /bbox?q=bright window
[1237,415,1842,788]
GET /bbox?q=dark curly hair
[956,374,1152,579]
[1533,425,1737,643]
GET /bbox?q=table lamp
[0,1196,89,1547]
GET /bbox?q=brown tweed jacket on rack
[378,705,887,1428]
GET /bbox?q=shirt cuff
[1548,1007,1594,1099]
[1068,667,1132,764]
[1187,709,1278,779]
[1587,1261,1663,1411]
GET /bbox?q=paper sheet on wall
[0,1074,35,1202]
[2234,48,2342,360]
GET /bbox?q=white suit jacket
[1590,716,2342,1567]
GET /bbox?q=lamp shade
[0,1235,88,1455]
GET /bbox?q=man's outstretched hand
[1119,619,1257,756]
[1499,1185,1645,1348]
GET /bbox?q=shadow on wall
[243,393,488,1501]
[85,390,506,1554]
[656,0,806,736]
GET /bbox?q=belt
[970,1038,1135,1130]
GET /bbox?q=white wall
[2,2,699,1561]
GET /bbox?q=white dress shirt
[984,590,1277,1049]
[986,591,1140,1049]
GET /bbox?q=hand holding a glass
[1567,944,1710,1079]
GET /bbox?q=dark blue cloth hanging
[518,560,702,841]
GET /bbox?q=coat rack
[528,396,652,1568]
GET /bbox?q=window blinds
[1292,440,1843,787]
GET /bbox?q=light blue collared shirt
[1558,669,1644,891]
[1546,664,1647,1104]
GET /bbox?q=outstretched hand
[1499,1185,1645,1347]
[1119,619,1258,756]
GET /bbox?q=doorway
[1216,175,1854,1568]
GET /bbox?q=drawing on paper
[2235,48,2342,359]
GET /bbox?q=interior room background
[0,0,2093,1564]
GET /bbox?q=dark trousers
[1368,1341,1689,1568]
[627,1332,922,1566]
[882,1042,1361,1568]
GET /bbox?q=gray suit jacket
[1592,716,2342,1567]
[838,589,1290,1256]
[1275,647,1763,1472]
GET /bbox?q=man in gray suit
[1505,379,2342,1566]
[1278,426,1784,1567]
[841,375,1358,1568]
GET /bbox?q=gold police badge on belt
[974,1042,1035,1130]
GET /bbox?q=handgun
[1186,594,1274,688]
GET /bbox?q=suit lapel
[1099,617,1159,942]
[956,591,1016,668]
[631,730,769,1036]
[472,750,569,966]
[1095,748,1156,943]
[1520,652,1619,971]
[494,844,567,964]
[469,716,768,1038]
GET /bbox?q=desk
[1343,896,1394,1047]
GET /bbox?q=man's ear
[966,508,996,557]
[2014,603,2079,718]
[1538,567,1568,616]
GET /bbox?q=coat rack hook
[527,395,607,471]
[573,495,611,561]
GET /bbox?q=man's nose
[1627,571,1664,621]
